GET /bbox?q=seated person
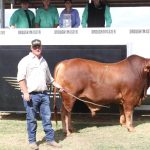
[82,0,112,27]
[9,0,35,28]
[35,0,59,28]
[59,0,80,28]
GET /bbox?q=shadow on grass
[0,113,26,120]
[1,111,150,143]
[133,111,150,127]
[54,112,150,142]
[37,137,46,146]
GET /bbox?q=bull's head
[144,59,150,87]
[144,59,150,74]
[144,65,150,73]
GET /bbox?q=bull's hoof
[63,131,72,137]
[120,124,126,128]
[62,128,76,137]
[128,127,135,132]
[69,128,76,133]
[66,132,72,137]
[120,118,126,126]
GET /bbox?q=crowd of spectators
[9,0,112,28]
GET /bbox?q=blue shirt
[59,8,80,28]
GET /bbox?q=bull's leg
[61,106,73,136]
[61,105,67,133]
[61,94,75,136]
[68,112,74,133]
[119,105,126,126]
[64,111,73,136]
[123,104,135,132]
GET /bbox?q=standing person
[81,0,112,27]
[9,0,35,28]
[59,0,80,28]
[35,0,59,28]
[17,39,62,150]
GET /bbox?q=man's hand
[23,93,30,101]
[53,81,65,92]
[58,88,65,92]
[19,80,30,101]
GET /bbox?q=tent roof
[4,0,150,9]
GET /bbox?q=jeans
[23,93,54,143]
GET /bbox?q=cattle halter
[62,90,110,108]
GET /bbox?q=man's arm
[52,81,62,89]
[19,79,30,101]
[54,8,59,28]
[74,10,80,28]
[81,4,88,28]
[10,25,16,29]
[59,11,64,28]
[35,23,40,28]
[9,11,17,28]
[105,5,112,27]
[35,8,40,28]
[53,24,59,28]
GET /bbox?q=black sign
[0,45,127,112]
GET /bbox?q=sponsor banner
[0,28,150,58]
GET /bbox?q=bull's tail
[53,82,58,126]
[53,63,61,126]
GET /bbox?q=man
[17,39,62,149]
[59,0,80,28]
[9,0,35,28]
[81,0,112,27]
[35,0,59,28]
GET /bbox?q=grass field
[0,112,150,150]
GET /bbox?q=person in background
[59,0,80,28]
[17,39,63,150]
[35,0,59,28]
[81,0,112,27]
[9,0,35,28]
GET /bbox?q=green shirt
[9,8,35,28]
[81,4,112,27]
[35,6,59,28]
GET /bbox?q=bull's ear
[144,65,150,72]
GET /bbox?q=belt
[30,91,47,94]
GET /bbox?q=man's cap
[31,39,41,47]
[64,0,72,3]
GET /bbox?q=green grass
[0,113,150,150]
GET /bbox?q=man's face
[42,0,50,6]
[31,45,42,58]
[93,0,100,6]
[65,1,72,9]
[21,2,29,9]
